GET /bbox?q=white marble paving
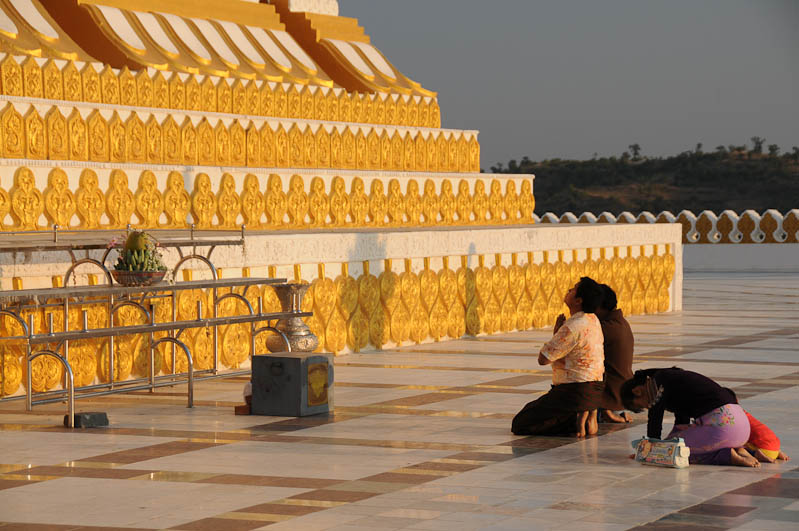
[0,272,798,529]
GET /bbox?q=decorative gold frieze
[0,167,534,232]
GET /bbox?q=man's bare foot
[730,447,761,468]
[575,411,588,437]
[778,451,790,461]
[587,410,598,435]
[753,448,776,463]
[601,410,632,423]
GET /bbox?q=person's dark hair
[600,284,617,312]
[620,377,643,412]
[575,276,603,313]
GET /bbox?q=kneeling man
[512,277,605,437]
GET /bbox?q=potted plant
[109,231,168,286]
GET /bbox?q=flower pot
[111,270,167,287]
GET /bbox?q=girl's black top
[635,367,738,438]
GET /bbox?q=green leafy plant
[110,231,167,273]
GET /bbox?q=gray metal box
[251,353,334,417]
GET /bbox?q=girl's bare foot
[731,447,761,468]
[575,411,588,437]
[753,448,776,463]
[778,451,790,461]
[601,410,630,423]
[587,410,599,435]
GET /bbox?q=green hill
[490,142,799,216]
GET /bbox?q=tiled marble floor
[0,272,797,530]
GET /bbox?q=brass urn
[266,283,319,353]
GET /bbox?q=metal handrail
[26,311,310,344]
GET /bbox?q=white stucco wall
[684,244,799,272]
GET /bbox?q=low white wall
[685,244,799,272]
[0,223,684,311]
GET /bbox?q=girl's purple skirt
[667,403,750,465]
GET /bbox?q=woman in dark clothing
[621,367,759,467]
[596,285,634,423]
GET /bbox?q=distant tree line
[489,138,799,216]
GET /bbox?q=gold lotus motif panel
[0,54,441,130]
[1,245,673,396]
[0,169,529,231]
[0,100,468,173]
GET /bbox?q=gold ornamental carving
[504,181,519,223]
[146,116,163,163]
[455,180,473,223]
[335,264,359,321]
[62,62,82,101]
[10,167,44,230]
[2,104,25,158]
[87,111,109,162]
[125,113,147,163]
[46,108,68,160]
[261,124,276,166]
[43,60,64,101]
[329,177,349,226]
[191,173,217,229]
[81,64,101,103]
[198,119,214,165]
[214,121,230,166]
[137,69,154,108]
[0,184,10,229]
[241,174,265,228]
[379,259,401,314]
[169,73,186,111]
[43,168,76,228]
[386,179,404,226]
[488,180,504,223]
[106,170,135,228]
[421,180,439,225]
[216,173,241,229]
[163,171,191,228]
[264,174,287,228]
[274,125,288,167]
[287,174,309,227]
[472,180,488,224]
[438,257,457,309]
[308,177,329,227]
[109,113,126,162]
[232,80,247,115]
[155,72,170,108]
[181,118,198,165]
[24,108,47,159]
[163,117,181,164]
[186,76,201,111]
[100,66,119,105]
[519,180,535,222]
[439,180,456,224]
[246,124,260,166]
[349,177,368,226]
[118,67,136,106]
[1,55,23,97]
[302,127,316,168]
[76,169,105,229]
[368,180,387,226]
[135,171,163,228]
[231,121,246,166]
[405,180,421,225]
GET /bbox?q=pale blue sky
[339,0,798,168]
